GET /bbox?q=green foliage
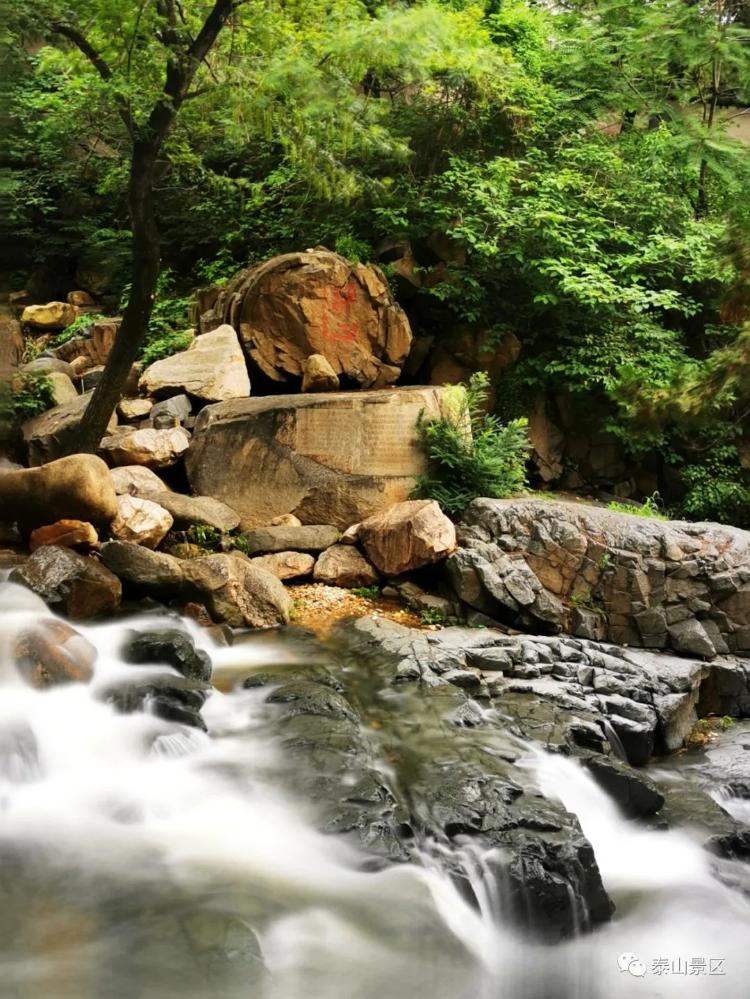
[419,608,449,626]
[51,313,106,347]
[606,494,669,521]
[140,331,194,367]
[414,372,530,516]
[185,525,223,550]
[351,585,381,600]
[677,447,750,527]
[0,373,55,421]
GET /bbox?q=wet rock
[0,454,117,531]
[139,325,249,403]
[29,519,98,553]
[121,628,211,682]
[10,546,122,619]
[249,551,315,580]
[12,618,97,687]
[182,553,291,628]
[313,544,379,588]
[237,524,340,555]
[110,465,170,496]
[354,500,456,576]
[110,494,174,549]
[580,754,664,819]
[100,426,190,469]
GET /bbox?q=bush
[140,330,194,366]
[677,448,750,528]
[51,313,106,347]
[413,372,530,516]
[0,373,55,421]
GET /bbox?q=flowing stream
[1,581,748,999]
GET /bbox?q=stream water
[1,581,748,999]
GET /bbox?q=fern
[413,372,530,516]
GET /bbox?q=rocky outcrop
[100,426,190,468]
[23,391,118,465]
[186,387,452,528]
[139,325,250,402]
[451,498,750,656]
[352,500,456,576]
[10,546,122,619]
[110,495,174,549]
[0,454,118,529]
[201,249,412,389]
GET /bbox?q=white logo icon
[618,953,647,977]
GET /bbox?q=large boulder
[110,495,174,549]
[21,301,76,329]
[200,249,412,388]
[182,554,291,628]
[22,391,118,465]
[45,372,79,407]
[237,524,339,554]
[10,546,122,619]
[249,551,315,580]
[11,618,97,687]
[354,500,457,576]
[100,426,190,468]
[139,325,250,402]
[186,386,452,528]
[453,498,750,655]
[100,540,184,591]
[0,454,118,530]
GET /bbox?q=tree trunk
[68,141,161,455]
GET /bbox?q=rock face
[452,498,750,656]
[201,250,412,390]
[23,391,118,465]
[29,519,98,553]
[186,387,452,528]
[0,454,118,530]
[12,618,96,687]
[110,495,173,549]
[313,544,379,588]
[139,325,250,402]
[21,301,76,329]
[10,546,122,619]
[182,554,291,627]
[354,500,456,576]
[100,426,190,469]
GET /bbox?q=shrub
[413,371,530,516]
[51,313,106,347]
[677,448,750,528]
[606,494,668,521]
[0,373,55,421]
[140,330,194,366]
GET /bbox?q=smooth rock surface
[186,387,453,528]
[10,546,122,619]
[100,541,184,591]
[313,544,379,587]
[117,398,153,421]
[110,465,170,496]
[237,525,339,555]
[249,551,315,580]
[11,618,97,688]
[0,454,118,529]
[21,301,76,329]
[29,519,98,553]
[142,491,240,533]
[23,391,117,465]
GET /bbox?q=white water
[1,581,748,998]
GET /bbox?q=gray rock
[668,618,716,659]
[10,546,122,619]
[313,544,379,588]
[238,524,340,555]
[150,394,192,424]
[142,491,241,533]
[100,541,184,591]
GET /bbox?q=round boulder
[0,454,118,530]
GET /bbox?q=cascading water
[1,580,748,999]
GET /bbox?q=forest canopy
[4,0,750,523]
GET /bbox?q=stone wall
[449,498,750,657]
